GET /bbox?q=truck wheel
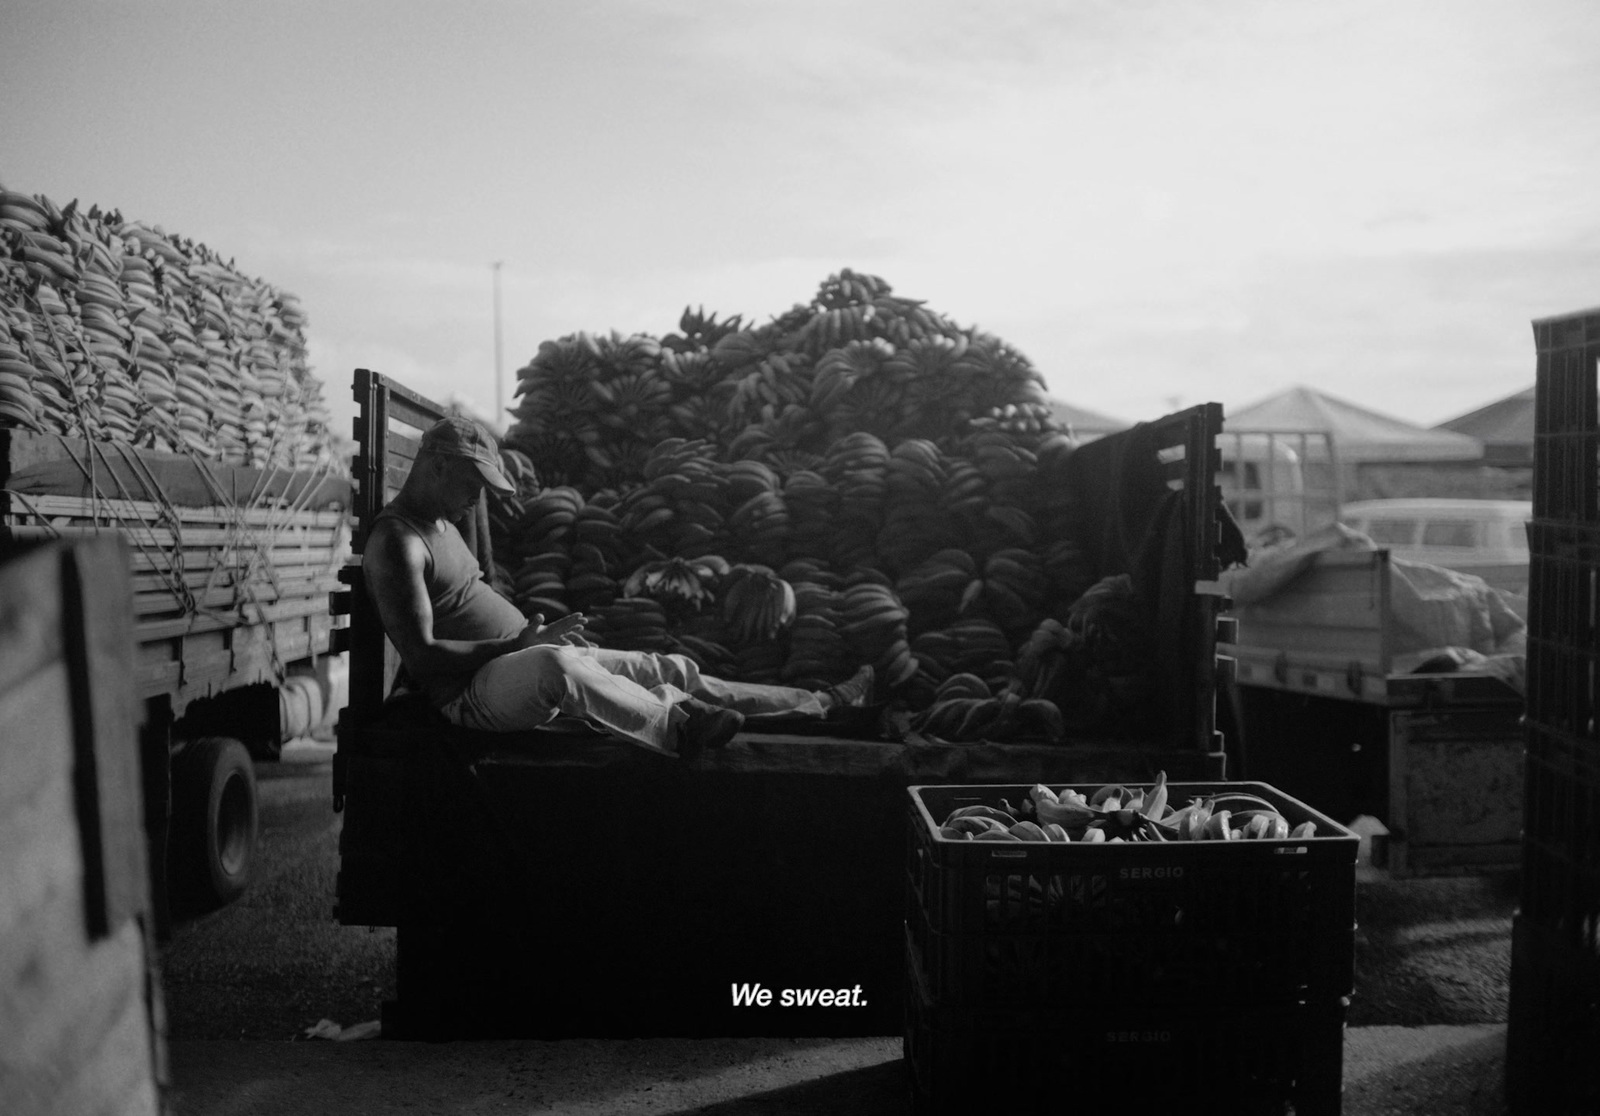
[174,736,258,907]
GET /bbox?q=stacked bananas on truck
[0,186,336,471]
[491,269,1162,741]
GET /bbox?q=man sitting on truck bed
[363,416,873,756]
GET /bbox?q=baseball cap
[419,416,517,495]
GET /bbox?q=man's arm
[364,521,522,679]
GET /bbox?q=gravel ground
[158,749,1520,1042]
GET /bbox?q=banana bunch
[663,305,746,354]
[876,438,949,574]
[808,338,896,414]
[893,548,977,633]
[822,432,890,569]
[510,552,571,619]
[510,486,585,558]
[967,402,1074,441]
[912,685,1066,744]
[585,597,672,653]
[911,617,1014,693]
[621,554,729,612]
[615,441,727,559]
[486,446,541,546]
[938,777,1321,845]
[948,548,1047,635]
[507,331,675,489]
[0,186,335,470]
[836,576,917,687]
[780,576,852,688]
[719,563,797,646]
[565,541,619,614]
[779,469,841,562]
[719,459,788,565]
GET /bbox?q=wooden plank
[139,615,335,705]
[5,913,151,1102]
[0,752,75,943]
[389,429,420,462]
[0,545,64,694]
[2,522,345,551]
[134,593,335,643]
[133,575,341,617]
[9,493,348,529]
[64,541,148,934]
[130,564,343,596]
[1225,619,1385,659]
[0,662,71,818]
[1228,647,1389,702]
[53,959,161,1116]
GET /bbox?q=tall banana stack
[836,574,917,688]
[778,563,852,690]
[876,437,949,575]
[0,185,336,471]
[820,432,890,570]
[490,269,1164,741]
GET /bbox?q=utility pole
[492,261,505,429]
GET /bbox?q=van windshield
[1364,519,1417,545]
[1421,520,1478,547]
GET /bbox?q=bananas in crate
[936,775,1321,845]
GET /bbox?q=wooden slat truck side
[2,428,352,920]
[332,367,1232,1038]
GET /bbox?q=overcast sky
[4,0,1597,437]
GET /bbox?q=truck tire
[173,736,258,907]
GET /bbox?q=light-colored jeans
[439,646,828,755]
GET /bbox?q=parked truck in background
[1,428,350,918]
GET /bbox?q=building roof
[1434,385,1534,466]
[1225,385,1483,464]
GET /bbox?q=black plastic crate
[906,783,1357,1009]
[1531,307,1600,524]
[1520,726,1600,924]
[1525,522,1600,737]
[1506,915,1600,1115]
[904,927,1348,1116]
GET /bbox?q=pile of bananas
[0,186,336,471]
[487,269,1169,741]
[504,271,1062,491]
[937,775,1322,844]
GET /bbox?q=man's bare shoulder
[364,514,428,577]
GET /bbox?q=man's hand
[516,612,592,649]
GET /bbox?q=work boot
[677,697,745,759]
[824,665,875,712]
